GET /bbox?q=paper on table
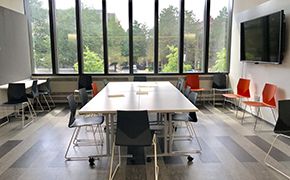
[107,94,124,97]
[136,91,148,95]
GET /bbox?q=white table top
[0,79,47,89]
[79,81,198,114]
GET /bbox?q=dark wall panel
[0,6,31,85]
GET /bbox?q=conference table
[0,79,46,90]
[79,81,199,157]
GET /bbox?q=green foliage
[162,46,191,73]
[212,48,227,72]
[74,47,104,73]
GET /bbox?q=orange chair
[185,74,205,91]
[185,75,207,103]
[91,82,99,97]
[222,78,251,116]
[242,83,277,130]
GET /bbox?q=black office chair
[212,74,232,106]
[172,92,202,152]
[4,83,34,128]
[183,86,191,98]
[65,95,104,161]
[78,75,93,91]
[27,80,44,114]
[39,78,55,110]
[79,88,89,108]
[264,100,290,179]
[133,76,147,82]
[109,110,159,180]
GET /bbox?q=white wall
[230,0,290,124]
[0,0,24,14]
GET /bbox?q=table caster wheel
[187,155,194,162]
[89,157,95,166]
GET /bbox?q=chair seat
[243,101,276,108]
[213,88,232,92]
[70,116,104,127]
[116,129,153,147]
[222,93,239,99]
[26,93,35,99]
[39,90,49,95]
[74,89,92,93]
[191,88,206,92]
[172,113,191,122]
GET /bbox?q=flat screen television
[240,10,285,64]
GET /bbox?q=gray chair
[4,83,34,128]
[172,92,202,152]
[109,110,159,180]
[26,80,44,114]
[183,86,191,98]
[212,74,232,106]
[176,78,185,92]
[79,88,89,108]
[264,100,290,179]
[65,95,104,161]
[39,78,55,110]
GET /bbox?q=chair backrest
[186,74,200,89]
[133,76,147,82]
[79,88,88,107]
[274,100,290,136]
[46,78,52,93]
[237,78,251,98]
[103,79,109,86]
[188,91,198,105]
[184,86,191,98]
[176,78,185,92]
[188,92,198,122]
[31,80,39,97]
[262,83,277,107]
[7,83,27,104]
[78,75,92,90]
[91,82,98,97]
[116,110,152,146]
[67,94,77,128]
[212,74,227,89]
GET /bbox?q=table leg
[163,113,168,154]
[105,114,110,155]
[168,113,173,153]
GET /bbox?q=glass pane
[55,0,78,74]
[208,0,230,72]
[183,0,205,73]
[133,0,154,74]
[107,0,129,74]
[158,0,180,73]
[81,0,104,74]
[28,0,52,74]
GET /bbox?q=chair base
[109,134,159,180]
[264,134,290,179]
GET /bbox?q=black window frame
[25,0,233,76]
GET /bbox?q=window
[183,0,205,73]
[28,0,52,74]
[133,0,154,74]
[55,0,78,74]
[208,0,230,72]
[81,0,104,74]
[158,0,180,73]
[27,0,233,75]
[107,0,129,74]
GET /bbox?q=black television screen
[240,10,285,64]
